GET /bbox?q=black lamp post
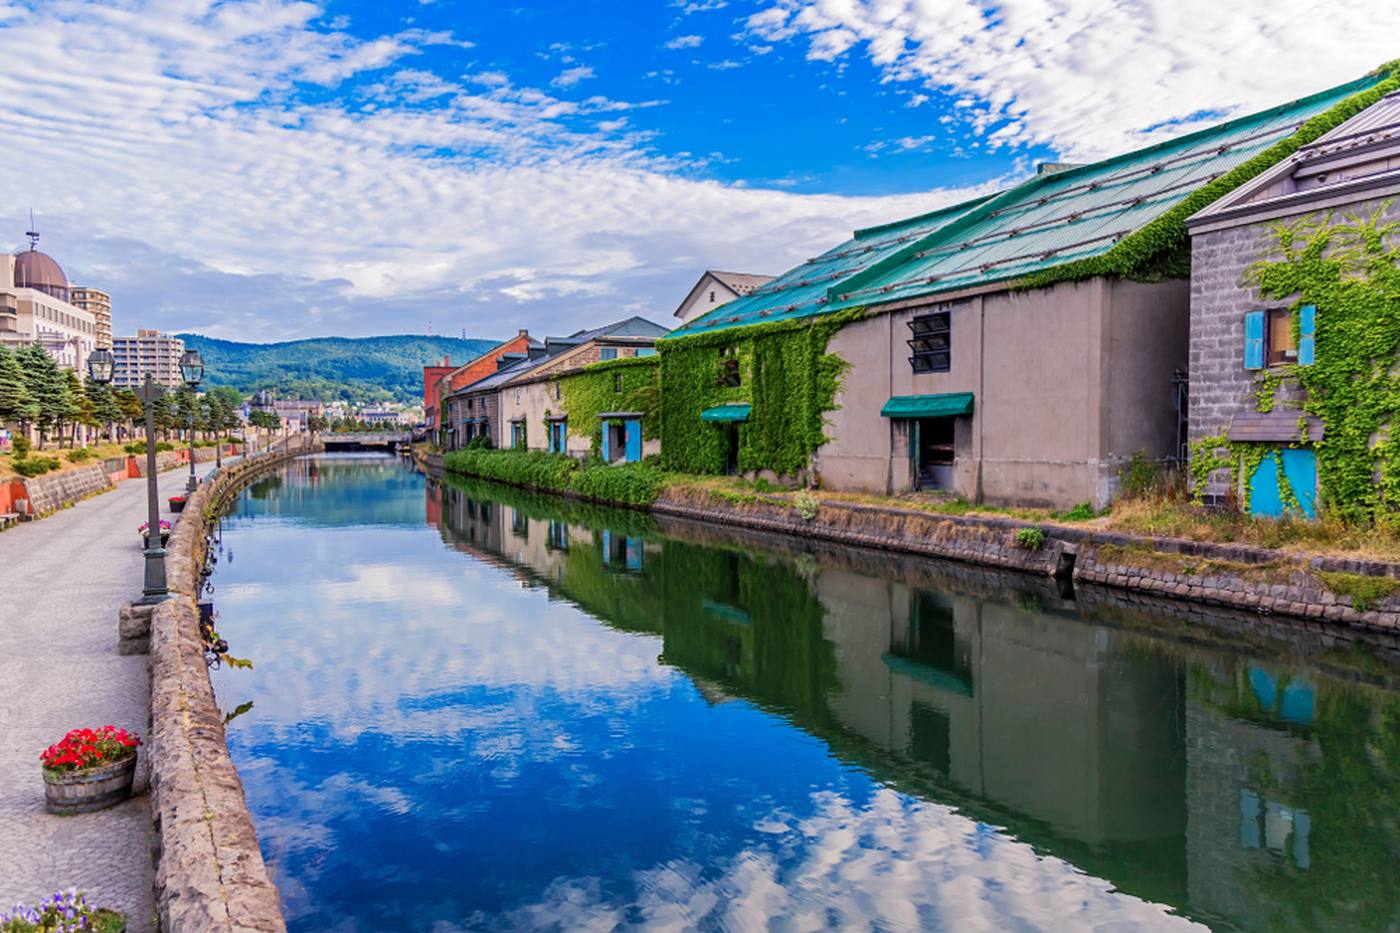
[90,349,168,603]
[180,349,203,493]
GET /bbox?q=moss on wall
[557,356,660,453]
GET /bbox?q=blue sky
[0,0,1394,342]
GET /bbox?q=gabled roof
[450,316,670,396]
[1189,89,1400,230]
[559,316,671,344]
[672,270,777,319]
[672,67,1392,338]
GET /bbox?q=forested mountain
[176,334,499,404]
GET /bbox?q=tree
[61,370,87,446]
[307,413,328,433]
[85,379,123,442]
[16,344,72,447]
[114,388,143,440]
[0,345,36,428]
[249,408,280,431]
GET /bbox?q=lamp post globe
[87,347,114,386]
[181,349,203,493]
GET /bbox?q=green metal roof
[880,392,974,418]
[670,71,1385,339]
[700,403,751,422]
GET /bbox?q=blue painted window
[636,348,657,357]
[1244,310,1265,370]
[599,347,618,361]
[1298,303,1316,366]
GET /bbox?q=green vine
[656,309,863,475]
[558,356,661,454]
[1016,61,1400,291]
[1244,203,1400,525]
[1254,369,1286,413]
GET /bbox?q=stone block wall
[1188,196,1400,498]
[21,463,113,515]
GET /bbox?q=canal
[207,453,1400,931]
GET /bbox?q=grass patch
[1095,543,1295,583]
[1315,571,1400,611]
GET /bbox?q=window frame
[908,310,951,374]
[1265,307,1298,367]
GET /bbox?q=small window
[600,347,618,361]
[908,311,951,373]
[719,347,741,387]
[613,372,624,392]
[554,383,561,400]
[636,347,657,357]
[1266,308,1297,366]
[709,290,716,303]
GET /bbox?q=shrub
[1013,526,1046,550]
[0,890,125,933]
[794,489,820,521]
[571,462,666,506]
[1058,501,1096,522]
[1119,450,1161,500]
[11,434,30,459]
[466,434,494,451]
[124,441,175,455]
[13,457,59,478]
[65,447,95,463]
[1316,570,1400,612]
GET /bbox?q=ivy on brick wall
[558,356,661,453]
[657,309,862,476]
[1236,203,1400,525]
[1018,60,1400,292]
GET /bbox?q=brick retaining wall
[21,463,114,515]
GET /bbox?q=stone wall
[21,463,113,515]
[144,437,318,933]
[1188,196,1400,498]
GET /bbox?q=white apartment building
[113,329,185,388]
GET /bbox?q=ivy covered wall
[657,310,862,475]
[1233,204,1400,524]
[558,355,660,454]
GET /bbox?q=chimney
[442,355,450,366]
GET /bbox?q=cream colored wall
[676,277,739,325]
[817,277,1188,508]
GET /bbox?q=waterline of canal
[207,453,1400,931]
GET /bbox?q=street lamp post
[180,349,203,494]
[89,349,168,603]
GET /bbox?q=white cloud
[0,0,983,341]
[550,64,595,88]
[744,0,1400,160]
[663,34,704,49]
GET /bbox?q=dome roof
[13,248,68,301]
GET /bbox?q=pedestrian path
[0,462,218,931]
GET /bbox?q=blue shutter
[625,419,642,462]
[1243,311,1265,370]
[600,421,611,461]
[1298,304,1316,366]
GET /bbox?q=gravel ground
[0,462,218,931]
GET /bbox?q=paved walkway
[0,461,219,929]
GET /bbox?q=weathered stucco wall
[818,277,1188,508]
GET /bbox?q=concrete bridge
[321,432,411,450]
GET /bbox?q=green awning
[880,392,974,419]
[701,403,751,423]
[882,653,974,698]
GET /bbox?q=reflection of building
[70,286,112,349]
[426,475,1400,930]
[112,329,185,388]
[0,230,98,372]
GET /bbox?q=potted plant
[39,726,141,815]
[138,520,172,547]
[168,494,186,513]
[0,890,126,932]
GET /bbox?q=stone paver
[0,461,219,930]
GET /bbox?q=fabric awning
[700,403,751,423]
[880,392,974,419]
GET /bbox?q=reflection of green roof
[882,653,974,698]
[671,71,1386,339]
[700,403,752,422]
[881,393,974,418]
[702,598,752,625]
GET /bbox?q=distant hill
[176,334,500,405]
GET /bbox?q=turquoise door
[1249,449,1317,519]
[624,419,642,463]
[600,422,611,461]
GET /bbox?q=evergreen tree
[0,345,36,427]
[115,388,143,440]
[85,380,124,441]
[16,344,71,446]
[61,370,86,446]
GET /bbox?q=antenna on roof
[25,209,39,251]
[427,318,433,336]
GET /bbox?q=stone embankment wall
[144,438,318,933]
[21,463,114,515]
[429,453,1400,633]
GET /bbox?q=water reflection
[209,455,1400,931]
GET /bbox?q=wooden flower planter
[141,530,171,548]
[168,496,186,513]
[43,752,137,815]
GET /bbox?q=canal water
[208,453,1400,931]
